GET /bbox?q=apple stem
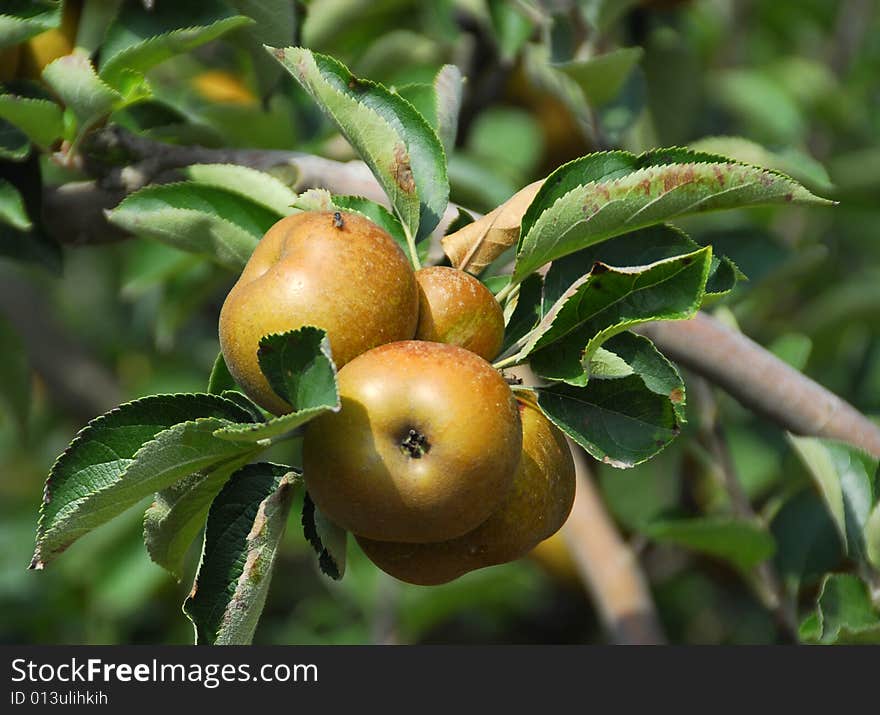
[496,279,519,304]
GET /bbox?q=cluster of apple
[219,211,575,585]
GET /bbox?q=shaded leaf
[588,331,686,423]
[788,435,878,562]
[100,2,253,89]
[226,0,296,98]
[555,46,643,107]
[0,94,63,148]
[542,224,742,313]
[207,352,237,395]
[800,574,880,645]
[771,489,843,595]
[0,177,31,230]
[302,492,347,580]
[645,516,775,572]
[0,1,61,47]
[184,463,297,645]
[0,119,30,160]
[501,273,543,354]
[214,328,340,443]
[525,248,712,384]
[257,327,338,411]
[536,376,679,468]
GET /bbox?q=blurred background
[1,0,878,644]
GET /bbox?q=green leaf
[30,393,258,569]
[0,1,61,48]
[690,136,835,195]
[788,435,878,562]
[0,94,64,149]
[555,47,643,107]
[644,516,775,572]
[42,54,122,127]
[143,454,255,580]
[0,119,30,160]
[501,273,543,354]
[225,0,296,98]
[580,0,640,32]
[588,331,686,423]
[488,0,536,62]
[218,390,265,424]
[513,148,833,282]
[771,489,843,595]
[0,177,31,231]
[800,574,880,644]
[522,44,594,142]
[214,328,340,443]
[302,492,347,580]
[536,376,679,468]
[865,503,880,571]
[432,64,463,156]
[99,2,253,89]
[542,225,742,313]
[107,182,279,269]
[272,47,448,242]
[525,248,711,384]
[207,352,237,395]
[184,463,297,645]
[183,164,297,216]
[257,327,339,411]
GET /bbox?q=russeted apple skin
[302,341,523,543]
[219,211,419,415]
[414,266,505,361]
[357,398,576,585]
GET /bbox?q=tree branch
[562,440,667,644]
[0,265,121,422]
[636,313,880,457]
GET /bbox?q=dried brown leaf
[441,180,543,275]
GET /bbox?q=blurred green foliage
[2,0,880,644]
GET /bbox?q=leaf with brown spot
[513,148,834,282]
[184,463,298,645]
[270,47,448,242]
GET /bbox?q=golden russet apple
[303,341,523,543]
[219,211,419,414]
[357,398,576,585]
[414,266,505,361]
